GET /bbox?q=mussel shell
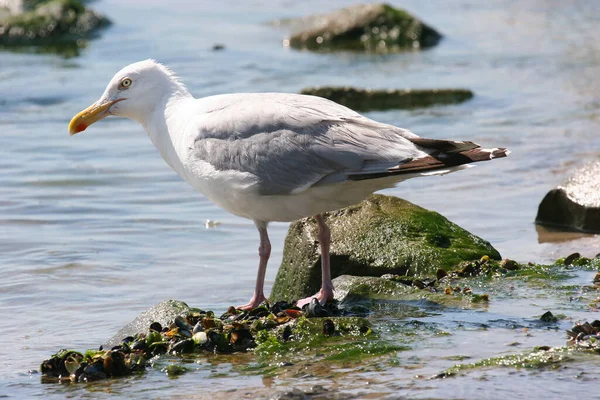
[270,301,295,315]
[201,318,216,330]
[305,298,331,318]
[149,341,168,356]
[131,340,147,351]
[103,350,128,377]
[149,322,162,332]
[322,319,335,336]
[192,321,203,334]
[169,339,195,354]
[174,315,193,332]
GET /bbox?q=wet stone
[0,0,111,56]
[540,311,558,323]
[301,87,473,111]
[285,3,442,52]
[536,160,600,233]
[563,252,581,266]
[271,194,500,302]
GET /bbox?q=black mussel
[231,329,255,351]
[169,339,195,354]
[436,268,448,280]
[40,350,84,378]
[322,319,335,336]
[305,298,331,318]
[412,280,426,289]
[149,341,168,356]
[270,301,296,315]
[78,361,106,383]
[174,315,193,332]
[131,340,147,351]
[281,325,293,341]
[502,259,520,271]
[103,350,128,377]
[192,321,203,334]
[248,306,270,318]
[208,331,233,353]
[564,252,581,265]
[149,322,162,332]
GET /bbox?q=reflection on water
[0,0,599,398]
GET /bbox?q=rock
[501,259,520,271]
[332,275,415,303]
[270,194,501,301]
[540,311,558,323]
[301,87,473,111]
[536,161,600,233]
[286,3,441,52]
[563,252,581,265]
[104,300,191,348]
[0,0,110,56]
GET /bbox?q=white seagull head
[69,59,188,135]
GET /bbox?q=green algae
[438,347,584,377]
[254,316,373,358]
[164,364,187,378]
[325,341,409,362]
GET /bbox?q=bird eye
[119,78,132,89]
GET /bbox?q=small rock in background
[536,160,600,233]
[300,87,473,111]
[540,311,558,323]
[0,0,110,56]
[282,3,442,52]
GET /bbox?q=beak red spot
[76,123,87,133]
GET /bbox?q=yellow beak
[68,99,122,136]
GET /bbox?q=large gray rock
[104,300,190,348]
[0,0,110,56]
[536,161,600,233]
[286,3,442,52]
[301,87,473,111]
[270,195,501,302]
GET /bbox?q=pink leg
[237,221,270,310]
[296,214,334,308]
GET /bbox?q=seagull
[68,59,508,310]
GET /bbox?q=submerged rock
[270,194,501,302]
[0,0,110,56]
[301,87,473,111]
[536,161,600,233]
[286,3,441,52]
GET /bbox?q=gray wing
[190,93,426,195]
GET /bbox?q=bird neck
[141,93,191,176]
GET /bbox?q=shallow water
[0,0,599,398]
